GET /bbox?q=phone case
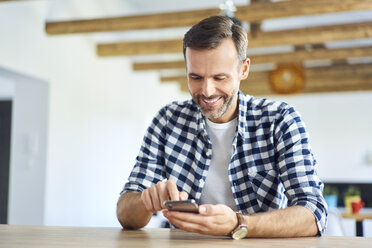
[163,199,199,213]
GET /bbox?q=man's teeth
[203,97,220,103]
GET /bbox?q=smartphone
[163,199,199,213]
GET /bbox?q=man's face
[185,38,250,123]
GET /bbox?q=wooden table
[0,225,372,248]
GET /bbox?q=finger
[199,204,224,215]
[167,215,208,234]
[164,211,221,235]
[164,211,207,226]
[179,191,189,201]
[199,204,232,215]
[156,181,169,209]
[148,186,162,211]
[166,180,179,201]
[141,190,154,212]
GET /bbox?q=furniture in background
[342,211,372,237]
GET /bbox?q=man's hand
[141,179,189,213]
[163,204,238,236]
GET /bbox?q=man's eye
[190,76,202,80]
[215,77,226,81]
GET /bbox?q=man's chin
[201,110,222,119]
[197,99,227,119]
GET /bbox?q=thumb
[179,191,189,200]
[199,204,212,215]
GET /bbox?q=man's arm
[245,205,318,237]
[274,105,327,235]
[163,204,318,237]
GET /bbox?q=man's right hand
[141,179,188,213]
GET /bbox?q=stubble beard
[193,86,238,120]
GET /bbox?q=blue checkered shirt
[122,91,328,235]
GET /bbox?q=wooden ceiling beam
[160,63,372,95]
[248,22,372,47]
[239,77,372,95]
[305,63,372,78]
[97,21,372,56]
[133,61,185,71]
[133,46,372,71]
[45,0,372,34]
[46,9,221,35]
[98,39,182,57]
[236,0,372,23]
[160,63,372,83]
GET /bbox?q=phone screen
[163,199,199,213]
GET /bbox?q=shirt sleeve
[274,105,328,236]
[121,107,168,195]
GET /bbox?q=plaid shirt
[122,91,328,235]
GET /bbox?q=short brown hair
[183,15,248,63]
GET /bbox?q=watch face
[232,228,248,240]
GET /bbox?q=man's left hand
[162,204,237,236]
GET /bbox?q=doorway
[0,100,12,224]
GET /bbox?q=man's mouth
[201,96,222,106]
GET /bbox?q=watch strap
[236,212,247,227]
[231,212,248,238]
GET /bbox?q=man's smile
[201,96,222,106]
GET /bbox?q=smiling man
[117,16,328,239]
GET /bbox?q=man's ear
[240,58,250,80]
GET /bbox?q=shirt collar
[194,99,207,135]
[237,90,251,139]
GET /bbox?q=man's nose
[201,79,216,98]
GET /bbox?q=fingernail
[199,206,206,214]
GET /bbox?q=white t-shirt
[199,117,238,211]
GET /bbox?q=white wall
[0,0,372,231]
[0,78,14,99]
[270,92,372,182]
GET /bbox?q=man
[117,16,327,238]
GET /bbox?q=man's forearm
[245,206,318,237]
[117,192,153,229]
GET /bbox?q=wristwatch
[231,212,248,240]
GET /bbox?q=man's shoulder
[158,98,199,119]
[240,93,293,116]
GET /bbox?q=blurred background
[0,0,372,237]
